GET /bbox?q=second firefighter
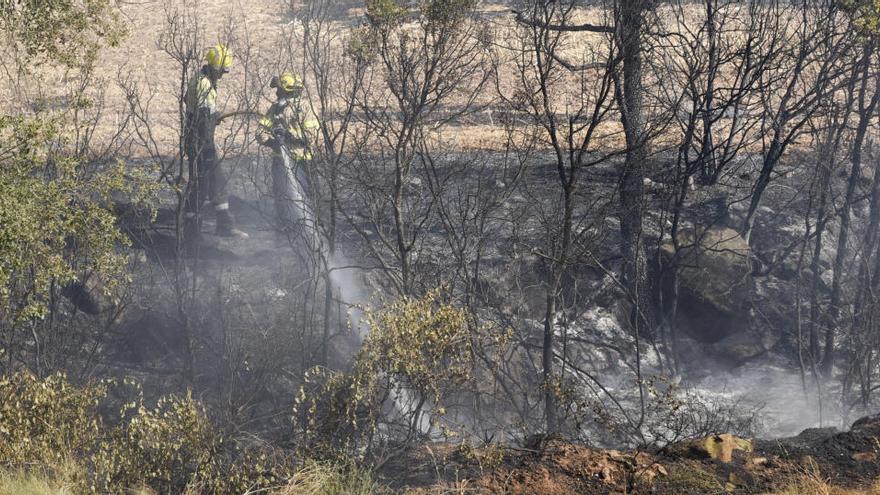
[259,72,320,243]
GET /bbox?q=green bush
[366,0,408,29]
[0,116,136,323]
[294,291,475,458]
[0,0,152,327]
[0,372,293,494]
[0,373,103,471]
[0,0,126,71]
[92,392,224,493]
[422,0,478,26]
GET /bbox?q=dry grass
[767,460,880,495]
[4,0,828,162]
[3,1,807,157]
[0,467,163,495]
[271,460,386,495]
[0,472,69,495]
[0,462,382,495]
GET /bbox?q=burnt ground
[757,414,880,488]
[93,148,877,490]
[103,178,369,437]
[384,415,880,494]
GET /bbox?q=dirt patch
[758,415,880,488]
[395,416,880,494]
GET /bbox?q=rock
[634,463,668,486]
[667,434,753,463]
[851,413,880,430]
[660,226,751,314]
[61,271,113,315]
[711,327,779,364]
[659,226,753,343]
[852,452,876,462]
[683,196,732,228]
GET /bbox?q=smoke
[324,252,438,435]
[272,148,370,334]
[691,362,849,438]
[276,152,435,434]
[326,252,369,340]
[281,153,849,442]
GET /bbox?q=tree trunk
[617,0,651,333]
[809,159,831,366]
[825,44,878,377]
[542,291,558,433]
[700,0,718,182]
[742,140,781,243]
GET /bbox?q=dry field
[2,0,820,161]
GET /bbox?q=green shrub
[92,392,223,493]
[0,116,137,323]
[0,372,293,494]
[0,373,103,470]
[94,390,295,494]
[422,0,478,26]
[294,291,475,458]
[366,0,408,29]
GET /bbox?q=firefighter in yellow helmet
[259,72,320,240]
[183,44,248,245]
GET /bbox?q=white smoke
[326,252,369,340]
[692,362,850,438]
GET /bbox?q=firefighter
[184,43,248,244]
[259,72,320,242]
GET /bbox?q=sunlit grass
[0,469,71,495]
[767,461,880,495]
[272,460,387,495]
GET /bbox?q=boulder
[61,271,113,315]
[666,434,754,463]
[659,226,753,344]
[852,413,880,430]
[711,327,779,365]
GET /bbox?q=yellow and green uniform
[186,72,217,115]
[259,96,320,236]
[183,67,237,235]
[259,96,319,160]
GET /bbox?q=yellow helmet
[278,72,304,92]
[205,44,232,72]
